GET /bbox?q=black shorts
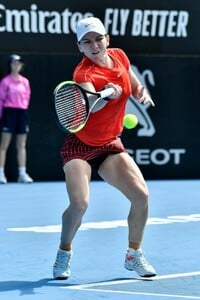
[1,107,29,134]
[60,134,126,171]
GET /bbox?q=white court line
[7,213,200,233]
[63,271,200,299]
[69,289,200,299]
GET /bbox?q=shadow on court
[0,278,73,295]
[0,277,153,296]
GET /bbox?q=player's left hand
[136,86,155,107]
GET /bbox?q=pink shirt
[0,74,31,111]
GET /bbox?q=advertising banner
[0,0,199,54]
[122,56,199,179]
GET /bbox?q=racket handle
[99,88,115,100]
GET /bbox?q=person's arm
[129,68,155,107]
[78,82,121,112]
[0,80,7,117]
[0,80,6,103]
[0,92,3,120]
[0,79,7,118]
[24,78,31,107]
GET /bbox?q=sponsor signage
[122,61,186,177]
[0,1,199,54]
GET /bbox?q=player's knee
[70,197,89,215]
[132,183,149,207]
[141,184,149,201]
[16,143,26,151]
[142,185,149,201]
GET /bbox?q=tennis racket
[53,81,114,133]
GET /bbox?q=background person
[0,54,33,184]
[53,17,156,280]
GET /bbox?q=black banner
[0,0,199,54]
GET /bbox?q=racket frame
[53,81,114,133]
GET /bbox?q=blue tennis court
[0,180,200,299]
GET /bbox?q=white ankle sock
[18,167,26,176]
[0,167,5,176]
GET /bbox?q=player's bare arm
[129,68,155,107]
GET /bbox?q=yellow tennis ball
[123,114,138,129]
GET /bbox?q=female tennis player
[53,17,156,279]
[0,54,33,183]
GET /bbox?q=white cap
[76,17,106,42]
[8,54,22,62]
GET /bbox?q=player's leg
[53,158,92,279]
[16,133,33,183]
[98,152,156,277]
[0,132,12,183]
[16,108,33,183]
[16,133,27,166]
[99,152,148,245]
[0,107,15,183]
[60,158,92,249]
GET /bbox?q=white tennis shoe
[17,173,33,183]
[124,248,156,277]
[0,173,7,184]
[53,249,72,280]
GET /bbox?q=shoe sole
[124,264,156,277]
[141,273,157,278]
[18,180,33,183]
[53,275,69,280]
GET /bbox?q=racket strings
[55,86,87,130]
